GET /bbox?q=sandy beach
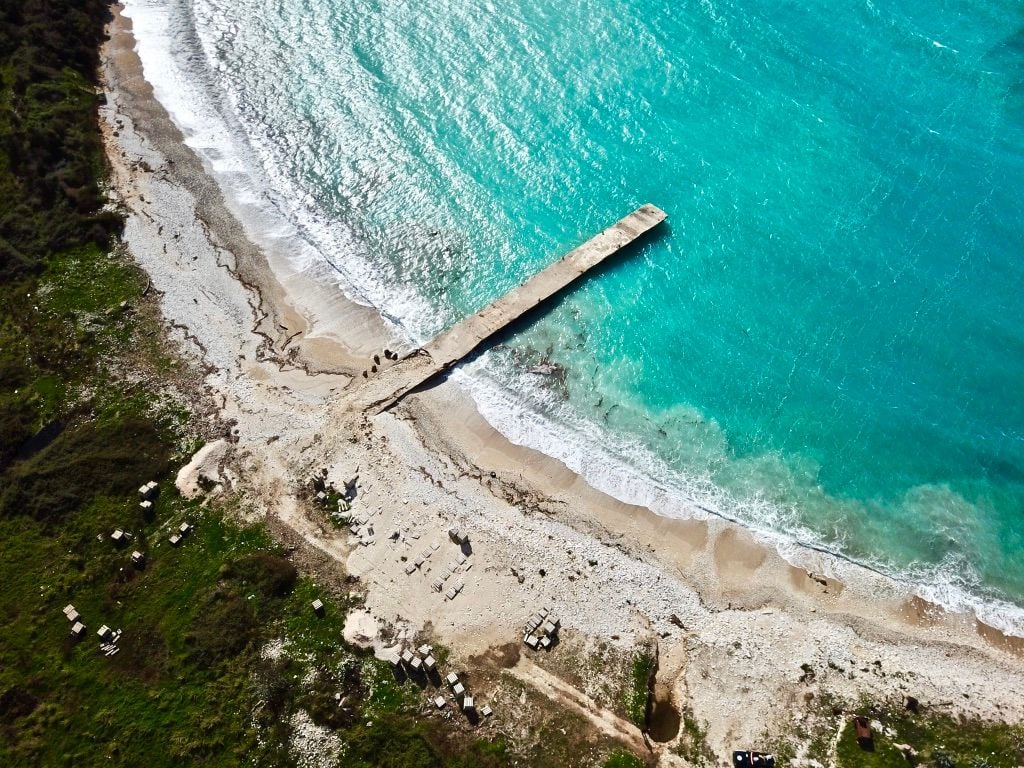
[101,4,1024,762]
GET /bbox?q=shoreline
[113,0,1024,641]
[101,2,1024,758]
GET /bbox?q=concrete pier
[359,204,667,412]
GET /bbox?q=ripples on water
[126,0,1024,631]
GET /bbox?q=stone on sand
[343,608,379,649]
[176,440,229,498]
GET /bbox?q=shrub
[0,415,170,521]
[223,553,298,601]
[186,592,259,668]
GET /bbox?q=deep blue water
[127,0,1024,629]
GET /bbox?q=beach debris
[311,598,325,616]
[522,608,559,650]
[732,751,776,768]
[854,716,874,750]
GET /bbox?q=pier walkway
[357,204,667,412]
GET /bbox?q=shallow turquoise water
[132,0,1024,626]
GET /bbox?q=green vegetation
[674,710,715,767]
[624,649,656,727]
[832,707,1024,768]
[602,749,645,768]
[770,696,1024,768]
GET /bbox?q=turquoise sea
[126,0,1024,631]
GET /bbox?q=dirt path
[509,657,649,754]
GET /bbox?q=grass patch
[675,709,716,766]
[834,707,1024,768]
[603,749,646,768]
[624,650,656,727]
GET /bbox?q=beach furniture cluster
[427,549,469,598]
[61,481,194,657]
[405,540,440,575]
[386,643,495,721]
[522,607,560,650]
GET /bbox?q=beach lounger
[445,673,459,687]
[445,586,457,600]
[431,579,444,592]
[404,563,417,575]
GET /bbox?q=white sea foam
[453,358,1024,637]
[121,0,435,342]
[121,0,1024,638]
